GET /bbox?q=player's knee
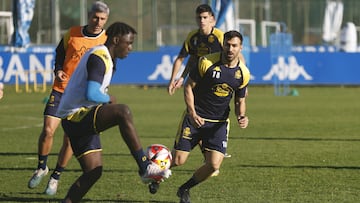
[83,166,103,184]
[206,162,220,172]
[115,104,133,120]
[42,126,56,138]
[90,166,103,182]
[172,154,187,167]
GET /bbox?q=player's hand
[56,70,68,82]
[173,77,184,89]
[190,113,205,128]
[168,77,184,95]
[237,116,249,129]
[167,80,176,95]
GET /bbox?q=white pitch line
[1,123,43,131]
[0,103,41,109]
[4,115,41,121]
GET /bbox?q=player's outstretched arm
[168,57,185,95]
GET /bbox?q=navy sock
[180,176,199,190]
[131,149,150,175]
[38,155,48,170]
[51,164,65,180]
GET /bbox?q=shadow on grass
[0,167,148,174]
[234,136,360,142]
[238,164,360,170]
[0,192,176,203]
[0,195,176,203]
[0,197,60,202]
[0,152,132,156]
[0,192,61,203]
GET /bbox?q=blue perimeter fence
[0,44,359,86]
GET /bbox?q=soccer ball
[146,144,172,170]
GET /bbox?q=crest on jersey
[208,35,215,43]
[235,70,242,79]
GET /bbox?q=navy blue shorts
[173,113,229,154]
[61,106,102,158]
[43,89,62,118]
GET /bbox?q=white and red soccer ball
[146,144,172,170]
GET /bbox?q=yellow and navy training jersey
[189,52,250,121]
[53,26,107,93]
[57,45,113,120]
[178,27,223,58]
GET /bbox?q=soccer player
[167,4,223,96]
[28,1,109,195]
[57,22,171,203]
[173,30,250,203]
[167,4,243,161]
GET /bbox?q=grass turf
[0,85,359,202]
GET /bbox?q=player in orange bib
[28,1,109,196]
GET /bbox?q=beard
[225,51,236,61]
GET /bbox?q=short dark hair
[106,22,137,38]
[196,4,214,16]
[224,30,243,45]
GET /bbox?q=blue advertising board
[0,45,359,85]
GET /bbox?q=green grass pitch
[0,85,359,202]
